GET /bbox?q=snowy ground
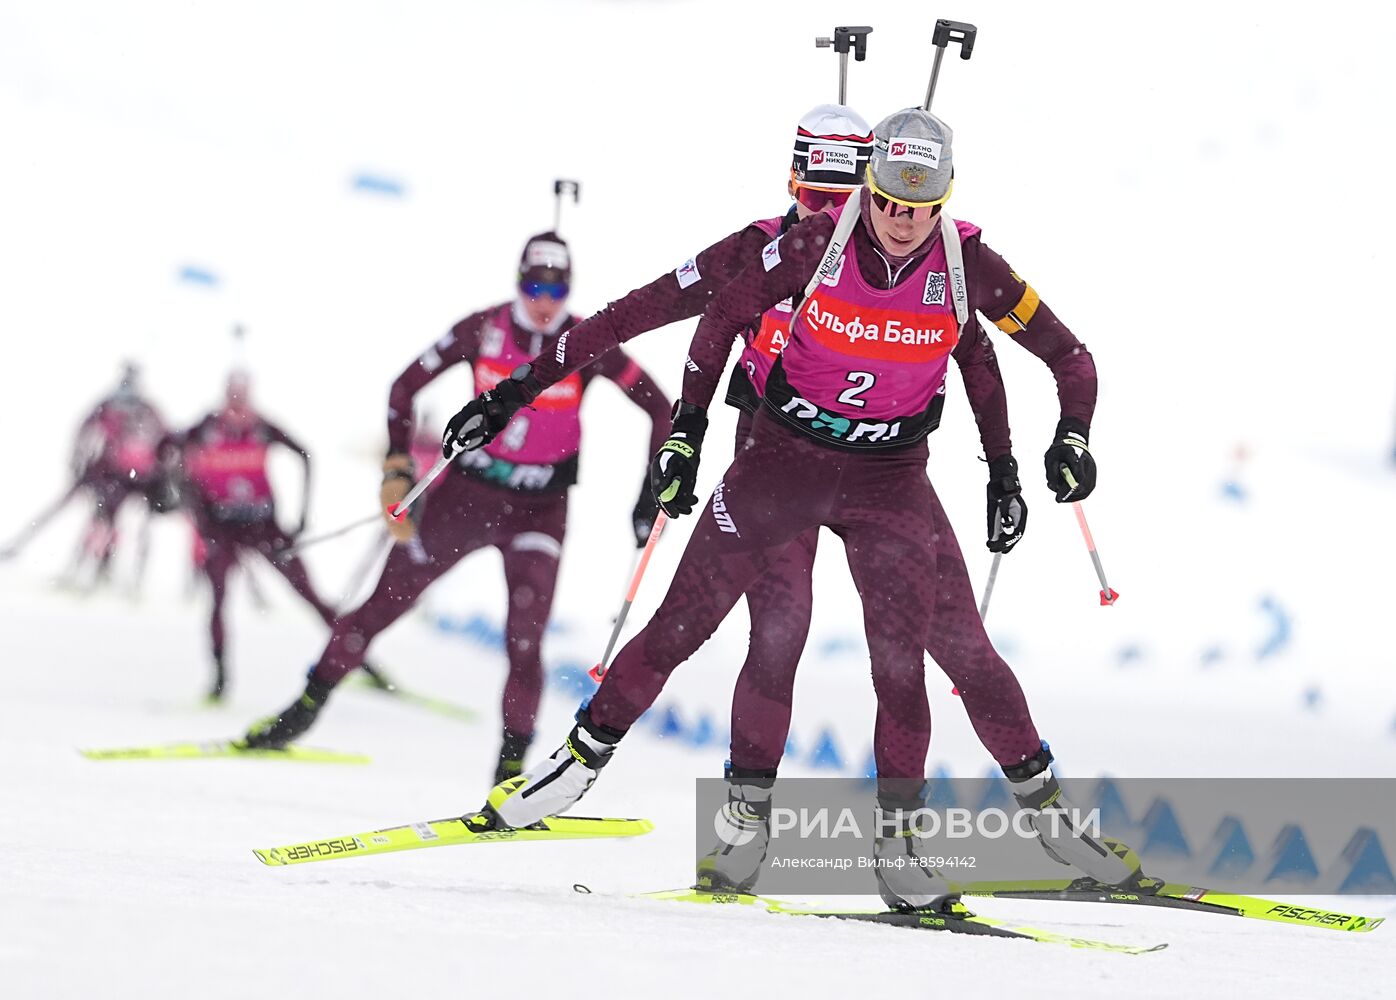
[3,0,1396,996]
[2,577,1395,999]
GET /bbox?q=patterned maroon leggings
[198,515,338,659]
[312,469,565,737]
[591,411,1041,785]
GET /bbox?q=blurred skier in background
[57,362,174,591]
[242,233,672,784]
[161,370,341,700]
[450,108,1131,912]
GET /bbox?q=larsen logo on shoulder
[887,137,943,168]
[675,257,702,289]
[808,144,858,174]
[923,272,947,306]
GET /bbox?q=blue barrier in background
[688,712,717,749]
[1263,824,1319,884]
[976,769,1012,812]
[351,173,406,197]
[1092,778,1132,832]
[808,728,845,770]
[1335,828,1396,893]
[1140,798,1192,859]
[1256,595,1293,660]
[654,705,685,740]
[1205,816,1256,878]
[177,265,218,287]
[925,765,956,809]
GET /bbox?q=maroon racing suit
[71,393,168,573]
[311,302,670,742]
[493,205,1094,775]
[168,410,337,671]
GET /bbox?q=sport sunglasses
[792,184,854,213]
[521,279,569,300]
[865,169,955,222]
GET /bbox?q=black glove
[442,365,540,457]
[986,455,1029,553]
[1043,417,1096,502]
[649,402,708,517]
[631,476,660,547]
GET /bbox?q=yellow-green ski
[80,741,369,764]
[953,877,1385,933]
[636,888,1166,954]
[255,814,654,866]
[345,672,478,722]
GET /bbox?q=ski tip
[252,849,286,867]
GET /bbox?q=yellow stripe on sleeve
[992,283,1041,334]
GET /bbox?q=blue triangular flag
[1139,798,1191,859]
[1262,824,1319,884]
[808,728,844,770]
[1205,816,1255,878]
[1335,828,1396,893]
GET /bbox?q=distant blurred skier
[450,108,1134,910]
[52,363,174,589]
[162,371,338,699]
[242,233,671,782]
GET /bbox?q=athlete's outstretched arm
[680,213,835,408]
[529,223,775,391]
[386,311,490,454]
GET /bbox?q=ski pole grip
[932,19,977,59]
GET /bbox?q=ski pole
[2,481,82,560]
[387,447,459,525]
[273,512,380,560]
[1061,470,1119,605]
[815,25,873,104]
[978,551,1002,620]
[553,179,580,232]
[589,511,668,682]
[922,19,977,112]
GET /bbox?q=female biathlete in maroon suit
[243,233,672,783]
[450,110,1136,912]
[65,363,171,589]
[164,372,339,699]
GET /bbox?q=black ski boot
[243,675,334,749]
[207,654,227,703]
[493,729,533,786]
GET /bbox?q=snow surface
[3,1,1396,997]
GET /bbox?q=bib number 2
[837,371,876,409]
